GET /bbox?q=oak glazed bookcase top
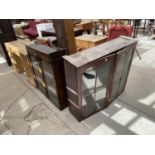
[63,36,138,121]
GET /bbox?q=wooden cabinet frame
[27,44,68,110]
[63,36,138,121]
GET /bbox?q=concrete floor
[0,36,155,135]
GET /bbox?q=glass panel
[95,62,110,110]
[111,52,126,100]
[111,80,120,101]
[32,58,43,81]
[48,89,59,106]
[33,67,43,80]
[82,67,96,95]
[111,48,133,100]
[114,53,126,82]
[30,54,43,80]
[37,79,47,95]
[29,54,37,64]
[41,60,54,79]
[82,67,96,117]
[30,55,46,95]
[81,61,111,117]
[82,93,96,117]
[41,60,59,105]
[118,49,133,94]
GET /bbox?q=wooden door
[110,45,136,102]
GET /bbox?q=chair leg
[135,48,141,60]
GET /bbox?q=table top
[75,34,108,43]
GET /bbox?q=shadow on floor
[81,41,155,135]
[82,99,155,135]
[119,63,155,117]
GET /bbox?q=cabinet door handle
[105,58,108,61]
[99,57,108,61]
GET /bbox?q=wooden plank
[53,19,76,55]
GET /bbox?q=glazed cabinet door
[81,53,116,118]
[41,60,59,106]
[29,53,47,96]
[110,46,135,101]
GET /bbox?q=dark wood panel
[0,19,16,66]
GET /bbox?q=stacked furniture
[53,19,77,55]
[13,22,29,39]
[75,34,108,50]
[63,36,138,121]
[5,39,36,86]
[75,21,93,34]
[26,44,67,110]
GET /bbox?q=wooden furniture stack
[53,19,77,55]
[5,39,36,86]
[75,21,93,34]
[26,44,67,110]
[13,22,29,39]
[75,34,108,50]
[63,36,138,121]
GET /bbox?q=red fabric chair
[108,25,141,60]
[24,20,46,38]
[108,25,133,41]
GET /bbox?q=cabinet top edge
[63,36,138,67]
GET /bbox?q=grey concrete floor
[0,36,155,135]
